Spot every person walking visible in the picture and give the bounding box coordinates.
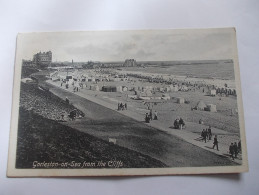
[149,109,153,121]
[234,142,238,158]
[179,118,185,130]
[229,143,235,160]
[145,113,150,123]
[154,111,158,120]
[125,103,127,110]
[174,118,179,129]
[65,97,69,104]
[203,129,207,143]
[238,140,242,153]
[201,129,206,143]
[213,135,219,151]
[208,126,212,140]
[205,129,209,141]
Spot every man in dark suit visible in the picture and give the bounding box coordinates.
[229,143,235,160]
[208,126,212,140]
[213,135,219,151]
[233,142,238,158]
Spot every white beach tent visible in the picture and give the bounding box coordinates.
[196,100,207,110]
[122,86,128,91]
[207,104,217,112]
[90,85,99,91]
[144,89,153,97]
[162,94,170,100]
[116,86,122,92]
[209,89,216,96]
[176,97,185,104]
[170,85,179,92]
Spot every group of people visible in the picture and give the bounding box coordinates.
[145,110,158,123]
[61,80,86,91]
[73,86,80,92]
[199,127,219,151]
[199,126,243,159]
[229,141,241,160]
[174,117,185,129]
[201,126,212,143]
[118,102,127,111]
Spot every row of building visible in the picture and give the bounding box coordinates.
[22,50,140,69]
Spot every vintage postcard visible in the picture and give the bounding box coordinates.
[7,28,248,177]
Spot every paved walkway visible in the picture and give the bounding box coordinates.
[46,80,242,164]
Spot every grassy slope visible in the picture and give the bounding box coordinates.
[16,108,166,168]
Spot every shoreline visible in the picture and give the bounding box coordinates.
[115,69,236,89]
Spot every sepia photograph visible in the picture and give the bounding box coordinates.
[7,28,248,177]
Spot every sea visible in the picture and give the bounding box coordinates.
[119,60,237,88]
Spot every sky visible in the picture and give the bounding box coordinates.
[17,28,237,62]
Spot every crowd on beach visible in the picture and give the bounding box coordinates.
[126,73,236,96]
[60,79,87,92]
[53,72,241,162]
[20,83,84,122]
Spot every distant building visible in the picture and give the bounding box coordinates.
[123,59,137,67]
[102,86,117,92]
[33,51,52,67]
[82,61,102,69]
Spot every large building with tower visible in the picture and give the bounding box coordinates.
[33,51,52,67]
[123,59,137,67]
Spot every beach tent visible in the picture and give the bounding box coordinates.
[162,94,170,100]
[144,89,153,97]
[164,86,171,92]
[116,86,122,92]
[142,86,152,92]
[209,89,216,96]
[170,85,179,92]
[122,86,128,91]
[207,104,217,112]
[159,87,164,92]
[196,100,207,110]
[90,85,99,91]
[102,86,116,92]
[176,97,185,104]
[66,75,73,80]
[180,85,188,91]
